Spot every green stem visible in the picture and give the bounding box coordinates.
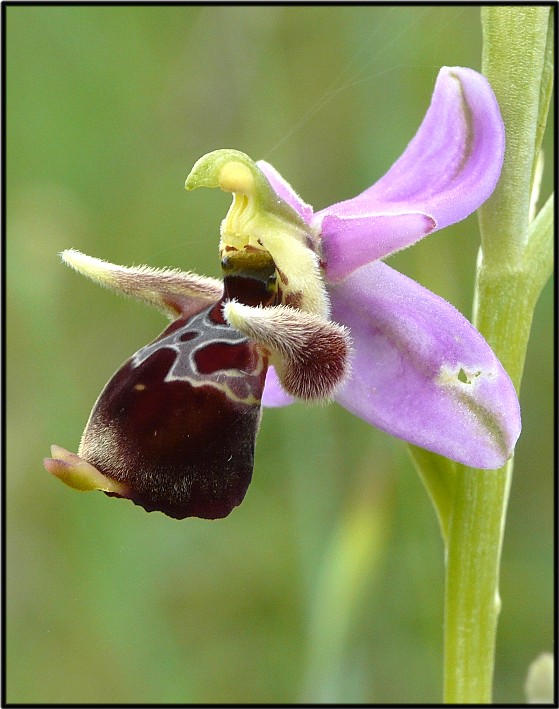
[442,7,553,703]
[443,276,525,703]
[443,194,553,702]
[443,461,512,703]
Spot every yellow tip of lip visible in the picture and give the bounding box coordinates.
[44,445,127,495]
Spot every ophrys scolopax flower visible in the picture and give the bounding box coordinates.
[44,66,520,519]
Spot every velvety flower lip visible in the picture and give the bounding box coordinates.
[258,66,520,468]
[44,159,351,519]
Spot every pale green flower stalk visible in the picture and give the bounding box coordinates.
[411,6,553,703]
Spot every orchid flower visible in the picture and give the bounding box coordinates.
[44,66,520,520]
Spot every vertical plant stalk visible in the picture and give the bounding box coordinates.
[441,7,553,704]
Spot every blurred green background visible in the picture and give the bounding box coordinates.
[7,5,553,704]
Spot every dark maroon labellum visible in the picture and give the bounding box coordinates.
[79,274,277,519]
